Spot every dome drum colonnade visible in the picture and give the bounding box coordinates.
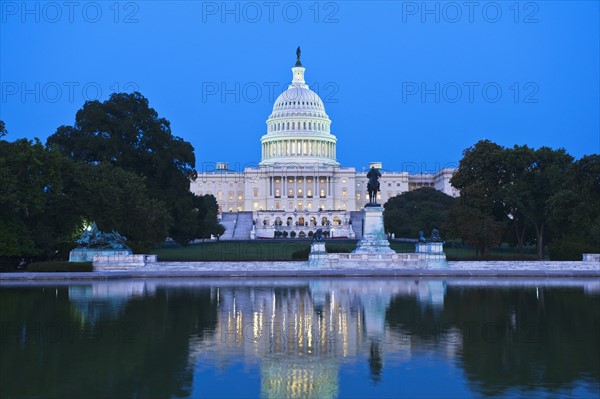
[259,57,339,167]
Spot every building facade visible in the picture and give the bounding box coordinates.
[190,52,458,239]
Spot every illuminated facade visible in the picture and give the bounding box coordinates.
[191,52,458,239]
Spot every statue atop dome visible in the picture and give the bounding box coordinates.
[295,46,302,67]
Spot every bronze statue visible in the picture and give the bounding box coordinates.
[366,166,381,205]
[75,222,130,250]
[313,228,324,241]
[295,46,302,67]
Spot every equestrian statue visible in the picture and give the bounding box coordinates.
[366,166,381,206]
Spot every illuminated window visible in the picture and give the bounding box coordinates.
[320,188,325,198]
[297,188,303,197]
[238,192,243,200]
[217,191,223,200]
[275,189,280,198]
[356,193,361,200]
[307,188,313,198]
[228,192,234,201]
[342,179,347,184]
[253,188,259,198]
[288,189,294,198]
[342,189,347,197]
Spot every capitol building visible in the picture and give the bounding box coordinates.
[191,50,458,239]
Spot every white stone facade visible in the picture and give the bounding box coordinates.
[190,53,459,237]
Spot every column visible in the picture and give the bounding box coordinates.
[303,176,307,200]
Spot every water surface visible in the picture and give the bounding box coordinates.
[1,278,599,398]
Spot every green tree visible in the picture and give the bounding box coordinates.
[0,133,173,266]
[547,154,600,259]
[383,187,456,239]
[451,140,574,259]
[0,138,80,264]
[514,146,573,259]
[46,92,212,244]
[500,145,536,254]
[69,162,173,252]
[450,140,507,256]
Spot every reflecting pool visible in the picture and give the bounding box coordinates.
[1,278,599,398]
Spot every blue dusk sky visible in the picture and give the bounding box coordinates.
[1,1,599,173]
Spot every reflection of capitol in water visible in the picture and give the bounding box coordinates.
[193,279,449,399]
[60,278,600,398]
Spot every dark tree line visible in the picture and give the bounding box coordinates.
[0,93,224,268]
[383,140,598,260]
[449,140,599,259]
[383,187,456,239]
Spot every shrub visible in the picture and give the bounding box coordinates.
[282,231,288,238]
[291,247,311,260]
[290,231,296,238]
[549,239,599,261]
[27,262,93,272]
[326,245,352,253]
[308,231,314,238]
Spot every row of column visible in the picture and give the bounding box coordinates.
[269,175,332,198]
[262,140,336,159]
[268,121,328,133]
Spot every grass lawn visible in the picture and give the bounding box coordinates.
[151,240,539,261]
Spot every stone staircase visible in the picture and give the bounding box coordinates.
[219,213,237,240]
[350,211,363,239]
[233,212,254,240]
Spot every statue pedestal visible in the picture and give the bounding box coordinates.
[415,242,447,268]
[69,248,132,263]
[308,241,328,266]
[353,206,395,254]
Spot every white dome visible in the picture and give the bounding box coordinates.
[270,86,328,120]
[259,50,338,167]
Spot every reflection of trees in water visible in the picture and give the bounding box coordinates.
[368,340,383,384]
[1,281,598,398]
[386,286,600,396]
[0,285,218,399]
